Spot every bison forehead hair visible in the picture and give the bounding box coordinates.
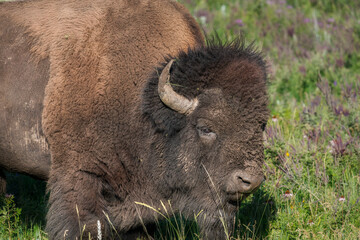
[143,36,268,135]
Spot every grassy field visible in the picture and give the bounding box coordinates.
[1,0,360,239]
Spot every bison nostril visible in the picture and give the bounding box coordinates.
[237,176,251,185]
[226,170,264,195]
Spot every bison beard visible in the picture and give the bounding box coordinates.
[0,0,268,239]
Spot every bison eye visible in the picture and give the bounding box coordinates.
[196,126,216,140]
[198,126,212,134]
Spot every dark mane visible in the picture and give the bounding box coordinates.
[204,34,266,71]
[142,35,268,135]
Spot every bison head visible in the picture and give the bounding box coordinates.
[142,38,268,237]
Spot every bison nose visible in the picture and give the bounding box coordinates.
[226,170,264,195]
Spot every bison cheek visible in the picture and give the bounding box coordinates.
[163,145,201,193]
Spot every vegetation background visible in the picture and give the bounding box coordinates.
[1,0,359,239]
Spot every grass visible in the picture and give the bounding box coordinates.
[0,175,47,239]
[1,0,360,239]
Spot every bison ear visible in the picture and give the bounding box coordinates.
[158,59,198,115]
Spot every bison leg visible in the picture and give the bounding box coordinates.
[46,169,111,240]
[0,169,6,195]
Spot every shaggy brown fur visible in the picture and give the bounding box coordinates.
[0,0,269,239]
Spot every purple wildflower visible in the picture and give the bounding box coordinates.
[342,83,357,101]
[234,19,244,27]
[299,65,306,75]
[195,9,211,24]
[303,18,311,23]
[195,9,210,19]
[328,134,352,156]
[333,104,350,117]
[311,96,321,109]
[264,124,283,146]
[5,193,14,198]
[327,18,335,23]
[305,128,322,144]
[335,58,344,68]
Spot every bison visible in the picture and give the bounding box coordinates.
[0,0,269,239]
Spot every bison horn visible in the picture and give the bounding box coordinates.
[158,59,198,115]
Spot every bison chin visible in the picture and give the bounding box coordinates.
[173,192,242,239]
[226,192,251,207]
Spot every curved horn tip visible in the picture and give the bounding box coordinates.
[157,59,198,115]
